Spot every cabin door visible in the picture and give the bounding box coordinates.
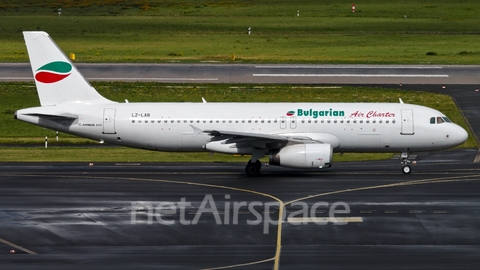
[103,108,116,134]
[401,109,414,135]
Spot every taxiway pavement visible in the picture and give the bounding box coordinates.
[1,150,479,269]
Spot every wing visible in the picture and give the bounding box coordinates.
[194,125,322,150]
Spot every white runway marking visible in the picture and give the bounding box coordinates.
[256,65,444,69]
[287,217,363,224]
[253,74,448,78]
[90,77,219,81]
[0,77,33,80]
[0,77,220,81]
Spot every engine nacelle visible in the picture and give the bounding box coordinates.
[269,144,332,169]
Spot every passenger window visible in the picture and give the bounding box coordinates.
[132,120,135,123]
[392,120,396,124]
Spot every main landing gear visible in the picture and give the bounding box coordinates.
[245,149,264,177]
[401,152,411,174]
[245,159,262,176]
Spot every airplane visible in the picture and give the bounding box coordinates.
[15,31,468,176]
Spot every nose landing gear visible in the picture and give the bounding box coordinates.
[401,152,412,174]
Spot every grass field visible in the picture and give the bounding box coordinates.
[0,147,394,163]
[1,0,480,63]
[1,1,477,162]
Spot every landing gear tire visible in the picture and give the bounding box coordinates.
[402,165,411,174]
[245,160,262,177]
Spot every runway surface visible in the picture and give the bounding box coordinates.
[1,150,480,269]
[2,63,480,84]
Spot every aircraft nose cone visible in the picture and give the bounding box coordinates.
[457,126,468,145]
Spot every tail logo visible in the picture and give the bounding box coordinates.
[35,61,72,83]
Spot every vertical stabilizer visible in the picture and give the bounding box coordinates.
[23,31,113,106]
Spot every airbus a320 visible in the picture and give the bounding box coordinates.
[15,32,468,175]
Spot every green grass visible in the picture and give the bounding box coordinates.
[1,0,478,162]
[1,0,480,63]
[0,147,394,163]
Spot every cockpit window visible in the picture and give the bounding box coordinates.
[431,116,452,124]
[442,117,452,123]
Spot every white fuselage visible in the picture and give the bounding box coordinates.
[16,102,468,154]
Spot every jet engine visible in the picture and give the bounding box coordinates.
[269,143,332,169]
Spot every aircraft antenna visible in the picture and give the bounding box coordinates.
[399,98,404,104]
